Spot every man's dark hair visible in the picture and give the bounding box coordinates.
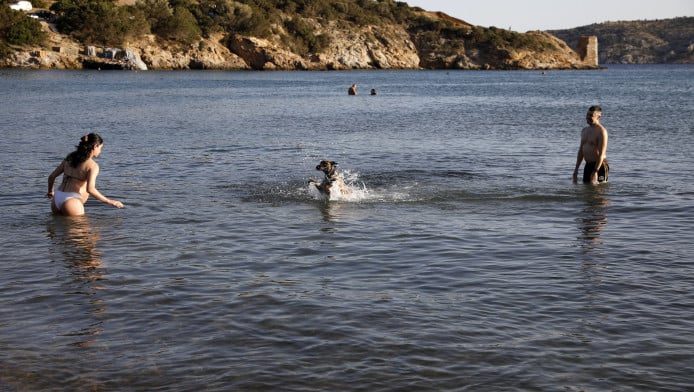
[588,105,602,112]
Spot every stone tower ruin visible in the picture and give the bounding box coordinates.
[577,36,599,66]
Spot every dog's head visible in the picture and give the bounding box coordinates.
[316,160,338,177]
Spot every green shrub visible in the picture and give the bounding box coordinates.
[0,6,47,46]
[139,0,173,36]
[165,6,201,44]
[51,0,151,46]
[284,17,329,54]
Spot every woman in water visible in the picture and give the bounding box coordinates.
[47,133,124,215]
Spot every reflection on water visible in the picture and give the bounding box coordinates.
[575,185,610,293]
[576,185,609,252]
[317,200,345,226]
[572,185,611,346]
[47,215,102,269]
[46,216,105,347]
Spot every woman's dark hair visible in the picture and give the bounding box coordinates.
[66,133,103,167]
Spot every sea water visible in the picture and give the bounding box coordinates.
[0,65,692,391]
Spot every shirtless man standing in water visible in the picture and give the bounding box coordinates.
[573,105,609,184]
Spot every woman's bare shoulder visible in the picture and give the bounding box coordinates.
[85,159,100,173]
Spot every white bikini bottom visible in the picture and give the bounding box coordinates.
[54,190,82,210]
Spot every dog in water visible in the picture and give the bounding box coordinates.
[309,160,351,197]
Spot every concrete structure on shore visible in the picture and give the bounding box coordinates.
[577,36,599,66]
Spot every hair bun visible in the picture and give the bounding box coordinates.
[82,135,88,142]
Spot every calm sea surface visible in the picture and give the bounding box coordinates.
[1,65,692,391]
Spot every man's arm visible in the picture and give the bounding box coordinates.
[588,126,608,184]
[594,126,608,172]
[572,136,584,183]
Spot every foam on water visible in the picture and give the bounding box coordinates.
[307,169,371,202]
[306,169,440,203]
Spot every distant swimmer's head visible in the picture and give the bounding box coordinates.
[586,105,602,125]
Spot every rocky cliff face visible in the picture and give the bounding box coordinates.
[1,10,597,70]
[412,30,592,70]
[549,17,693,64]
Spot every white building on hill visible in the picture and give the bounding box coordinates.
[9,1,33,11]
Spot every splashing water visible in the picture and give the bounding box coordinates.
[307,169,371,202]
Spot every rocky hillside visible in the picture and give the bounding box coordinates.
[1,0,597,70]
[549,17,693,64]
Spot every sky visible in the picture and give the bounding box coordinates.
[403,0,694,32]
